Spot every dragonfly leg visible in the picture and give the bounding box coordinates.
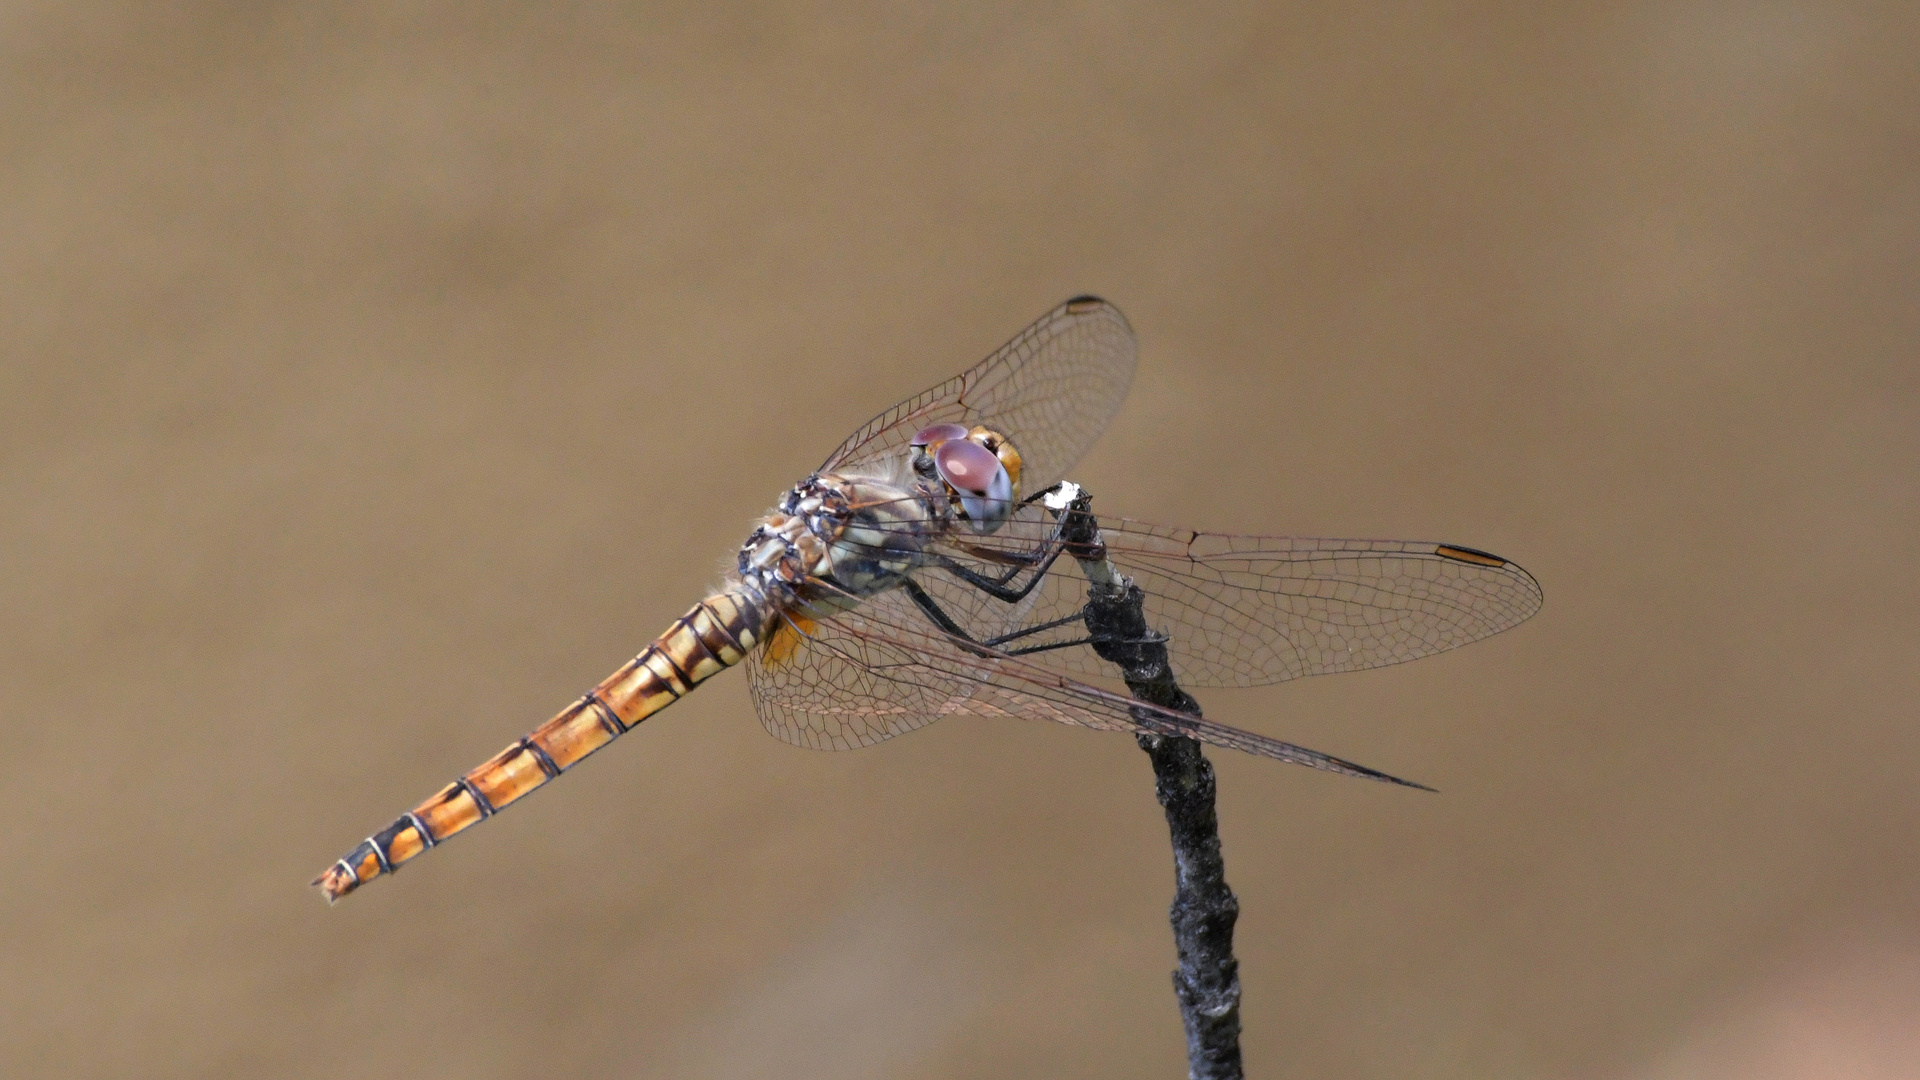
[901,578,1166,658]
[936,494,1080,596]
[989,609,1168,654]
[983,610,1087,646]
[901,578,978,640]
[899,579,1024,659]
[999,636,1100,657]
[932,529,1071,602]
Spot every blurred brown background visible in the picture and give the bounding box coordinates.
[4,3,1918,1078]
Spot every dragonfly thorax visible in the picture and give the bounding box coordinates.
[738,482,843,590]
[737,473,939,605]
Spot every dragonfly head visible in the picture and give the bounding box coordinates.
[911,423,1022,534]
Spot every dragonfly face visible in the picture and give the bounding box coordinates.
[911,423,1023,534]
[316,296,1541,902]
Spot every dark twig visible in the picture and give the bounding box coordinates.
[1049,486,1243,1080]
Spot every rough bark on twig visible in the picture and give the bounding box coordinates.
[1051,486,1244,1080]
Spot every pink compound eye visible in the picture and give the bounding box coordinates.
[911,423,971,447]
[932,438,1001,494]
[933,438,1014,533]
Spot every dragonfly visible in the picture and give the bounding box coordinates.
[316,297,1542,901]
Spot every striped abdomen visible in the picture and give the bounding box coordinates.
[315,584,774,902]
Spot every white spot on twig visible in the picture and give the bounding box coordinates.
[1041,481,1081,512]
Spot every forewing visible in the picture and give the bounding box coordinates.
[744,585,1423,786]
[820,297,1137,492]
[897,515,1542,689]
[1097,521,1544,686]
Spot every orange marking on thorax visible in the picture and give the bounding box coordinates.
[763,613,817,667]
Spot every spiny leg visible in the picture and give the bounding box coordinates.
[900,578,1162,658]
[985,610,1089,647]
[927,485,1082,598]
[941,486,1124,603]
[902,579,1087,656]
[909,493,1153,651]
[932,523,1073,602]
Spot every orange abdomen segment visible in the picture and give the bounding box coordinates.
[315,585,771,902]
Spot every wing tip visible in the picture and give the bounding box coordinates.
[1340,758,1436,792]
[1434,543,1508,568]
[1435,542,1545,610]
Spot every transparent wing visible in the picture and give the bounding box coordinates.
[743,583,1421,786]
[834,504,1543,689]
[1085,518,1543,686]
[820,297,1137,493]
[745,588,998,751]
